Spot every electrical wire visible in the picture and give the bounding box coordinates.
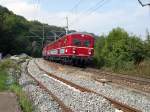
[138,0,150,7]
[69,0,109,28]
[70,0,82,13]
[87,0,109,15]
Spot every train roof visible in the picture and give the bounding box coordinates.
[43,32,94,48]
[66,32,93,37]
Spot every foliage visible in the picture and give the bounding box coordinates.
[94,28,147,70]
[144,30,150,57]
[10,83,33,112]
[0,70,8,91]
[0,5,66,57]
[118,59,150,78]
[0,58,33,112]
[0,59,18,70]
[94,35,105,68]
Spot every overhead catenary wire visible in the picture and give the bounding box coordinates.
[31,0,67,47]
[70,0,82,13]
[69,0,109,27]
[137,0,150,24]
[30,0,109,43]
[87,0,110,15]
[85,0,106,15]
[138,0,150,7]
[64,0,83,33]
[41,0,83,28]
[69,0,109,28]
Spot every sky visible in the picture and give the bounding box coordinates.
[0,0,150,39]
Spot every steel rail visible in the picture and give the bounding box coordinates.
[34,60,92,92]
[85,68,150,84]
[26,61,73,112]
[35,60,141,112]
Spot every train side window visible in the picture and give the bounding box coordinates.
[84,40,90,47]
[73,39,81,46]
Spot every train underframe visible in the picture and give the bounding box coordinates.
[43,55,93,67]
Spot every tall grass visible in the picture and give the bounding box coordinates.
[10,84,33,112]
[0,59,33,112]
[0,70,8,91]
[120,59,150,78]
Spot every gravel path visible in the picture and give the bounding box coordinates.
[37,59,150,112]
[28,60,115,112]
[19,62,62,112]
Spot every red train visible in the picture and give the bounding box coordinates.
[42,33,94,66]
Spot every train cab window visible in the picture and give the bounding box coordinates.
[84,40,90,47]
[73,39,81,46]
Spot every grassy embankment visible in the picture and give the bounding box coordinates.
[119,60,150,78]
[0,59,33,112]
[102,59,150,78]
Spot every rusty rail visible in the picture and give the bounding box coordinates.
[35,59,141,112]
[27,61,73,112]
[86,68,150,84]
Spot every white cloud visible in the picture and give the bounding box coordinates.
[0,0,40,19]
[67,7,150,38]
[0,0,150,38]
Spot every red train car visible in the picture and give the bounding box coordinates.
[42,32,94,66]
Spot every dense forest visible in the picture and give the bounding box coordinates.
[0,5,67,57]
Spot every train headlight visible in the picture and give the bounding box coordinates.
[88,51,91,55]
[88,49,92,55]
[65,49,68,53]
[81,34,84,37]
[73,50,76,54]
[73,48,76,54]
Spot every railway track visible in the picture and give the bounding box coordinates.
[85,68,150,84]
[34,59,142,112]
[26,61,73,112]
[85,68,150,93]
[43,59,150,93]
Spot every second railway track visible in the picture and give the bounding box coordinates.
[27,60,116,112]
[43,59,150,94]
[33,59,146,112]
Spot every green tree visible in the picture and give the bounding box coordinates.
[94,28,146,70]
[0,5,67,57]
[94,35,106,68]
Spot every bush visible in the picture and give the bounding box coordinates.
[94,27,147,70]
[0,59,18,70]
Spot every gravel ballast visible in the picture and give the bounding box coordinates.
[19,62,62,112]
[37,59,150,112]
[28,60,116,112]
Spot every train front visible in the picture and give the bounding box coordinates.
[67,33,94,65]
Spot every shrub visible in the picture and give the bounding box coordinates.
[94,28,146,70]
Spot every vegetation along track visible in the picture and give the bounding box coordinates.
[34,59,141,112]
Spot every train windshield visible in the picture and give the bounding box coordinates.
[73,39,81,46]
[83,40,90,47]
